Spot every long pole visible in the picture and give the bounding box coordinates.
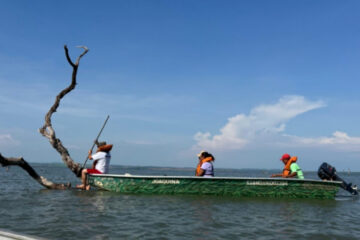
[82,115,110,168]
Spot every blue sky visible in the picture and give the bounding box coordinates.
[1,1,360,171]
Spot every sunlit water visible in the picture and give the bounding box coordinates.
[0,164,359,239]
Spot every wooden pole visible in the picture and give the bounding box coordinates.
[82,115,110,168]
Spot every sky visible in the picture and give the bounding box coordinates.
[1,1,360,171]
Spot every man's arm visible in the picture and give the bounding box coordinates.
[287,163,300,178]
[92,160,98,169]
[285,172,297,178]
[196,168,205,176]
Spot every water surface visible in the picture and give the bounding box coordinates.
[0,164,359,239]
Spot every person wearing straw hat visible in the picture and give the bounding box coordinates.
[195,150,215,177]
[76,141,113,190]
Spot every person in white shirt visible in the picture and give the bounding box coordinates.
[76,141,113,190]
[195,151,215,177]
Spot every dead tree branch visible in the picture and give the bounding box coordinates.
[0,153,70,189]
[39,45,89,177]
[0,45,89,189]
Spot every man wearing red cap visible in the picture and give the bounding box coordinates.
[271,153,304,179]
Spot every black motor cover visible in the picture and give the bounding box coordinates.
[318,162,337,180]
[318,162,358,195]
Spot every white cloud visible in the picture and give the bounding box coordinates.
[194,131,249,150]
[193,95,326,151]
[288,131,360,152]
[0,134,19,147]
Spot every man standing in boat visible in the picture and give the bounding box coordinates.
[271,153,304,179]
[76,141,113,190]
[195,151,215,177]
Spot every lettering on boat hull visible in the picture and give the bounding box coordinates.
[246,180,288,186]
[152,179,180,184]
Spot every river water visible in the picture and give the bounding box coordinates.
[0,164,359,239]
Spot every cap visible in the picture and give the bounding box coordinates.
[197,150,205,157]
[280,153,291,161]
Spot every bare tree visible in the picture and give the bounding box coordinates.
[0,153,69,189]
[0,45,89,189]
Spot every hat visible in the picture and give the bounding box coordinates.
[280,153,291,161]
[197,150,206,157]
[96,141,107,147]
[97,144,113,153]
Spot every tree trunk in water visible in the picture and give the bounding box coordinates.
[0,45,89,189]
[0,153,70,189]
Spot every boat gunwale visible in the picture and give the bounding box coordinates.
[88,174,342,185]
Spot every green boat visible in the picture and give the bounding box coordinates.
[88,174,344,199]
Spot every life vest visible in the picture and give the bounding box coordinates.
[97,144,113,153]
[282,156,297,177]
[196,157,214,176]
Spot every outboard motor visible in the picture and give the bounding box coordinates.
[318,162,358,195]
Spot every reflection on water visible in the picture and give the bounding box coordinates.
[0,164,359,239]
